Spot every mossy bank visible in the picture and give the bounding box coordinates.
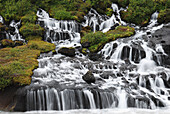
[81,26,135,53]
[0,39,55,90]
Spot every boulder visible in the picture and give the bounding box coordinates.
[88,53,103,61]
[58,47,76,57]
[82,71,95,84]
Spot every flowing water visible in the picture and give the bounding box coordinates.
[1,3,170,113]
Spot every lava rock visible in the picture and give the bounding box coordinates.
[58,47,76,57]
[82,71,96,84]
[88,53,103,61]
[82,42,91,48]
[100,71,116,79]
[14,40,24,46]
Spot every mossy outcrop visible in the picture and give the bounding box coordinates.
[158,9,170,24]
[0,39,55,90]
[19,23,44,38]
[81,26,135,53]
[121,0,168,26]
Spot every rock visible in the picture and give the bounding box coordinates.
[14,40,24,46]
[82,71,96,84]
[88,53,103,61]
[100,71,116,79]
[82,42,91,48]
[58,47,76,57]
[0,39,15,48]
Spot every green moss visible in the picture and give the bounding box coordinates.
[19,23,44,38]
[21,12,37,24]
[82,48,88,54]
[0,40,55,90]
[81,26,135,52]
[28,40,56,53]
[121,0,167,25]
[158,9,170,23]
[118,0,129,8]
[0,39,15,48]
[50,7,76,20]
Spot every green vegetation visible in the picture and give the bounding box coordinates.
[0,39,15,48]
[0,39,55,90]
[81,26,135,52]
[0,0,169,27]
[19,23,44,38]
[158,9,170,23]
[121,0,168,25]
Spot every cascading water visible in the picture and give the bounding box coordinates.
[83,3,126,33]
[17,3,170,112]
[37,9,81,48]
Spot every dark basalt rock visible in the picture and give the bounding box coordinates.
[14,40,24,46]
[100,71,116,79]
[88,53,103,61]
[82,71,96,84]
[58,47,76,57]
[81,41,91,48]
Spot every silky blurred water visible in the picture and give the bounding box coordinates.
[1,108,170,114]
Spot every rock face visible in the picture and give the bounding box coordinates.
[58,47,76,57]
[150,23,170,66]
[88,53,103,61]
[82,71,96,84]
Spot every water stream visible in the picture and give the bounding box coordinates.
[1,3,170,113]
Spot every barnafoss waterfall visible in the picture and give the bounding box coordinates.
[1,3,170,113]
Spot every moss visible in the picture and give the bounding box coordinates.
[158,9,170,23]
[118,0,129,8]
[0,39,15,48]
[21,12,37,24]
[82,48,88,55]
[0,23,8,31]
[121,0,167,26]
[19,23,44,38]
[81,26,135,52]
[50,7,76,20]
[106,8,113,17]
[0,40,55,90]
[27,40,56,53]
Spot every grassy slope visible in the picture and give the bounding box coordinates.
[0,40,55,90]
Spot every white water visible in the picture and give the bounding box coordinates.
[0,15,3,24]
[0,2,167,112]
[83,3,126,33]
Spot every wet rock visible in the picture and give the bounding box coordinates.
[58,47,76,57]
[81,42,91,48]
[0,39,15,48]
[82,71,96,84]
[88,53,103,61]
[14,40,24,46]
[110,23,119,30]
[100,71,116,79]
[121,46,130,60]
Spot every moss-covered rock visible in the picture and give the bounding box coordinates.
[0,23,8,31]
[58,47,76,57]
[158,9,170,24]
[121,0,167,26]
[81,26,135,53]
[0,39,15,48]
[21,12,37,24]
[0,40,55,90]
[19,23,44,38]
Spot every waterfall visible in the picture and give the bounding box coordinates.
[9,20,23,41]
[83,3,126,33]
[0,15,3,24]
[11,3,170,112]
[36,9,81,46]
